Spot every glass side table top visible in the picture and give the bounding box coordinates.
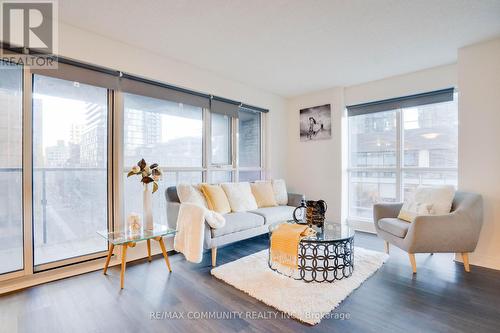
[270,221,355,243]
[97,223,176,245]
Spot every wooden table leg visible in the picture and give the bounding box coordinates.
[147,239,152,262]
[120,244,128,289]
[155,236,172,272]
[103,243,114,275]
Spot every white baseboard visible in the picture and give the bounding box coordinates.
[454,252,500,270]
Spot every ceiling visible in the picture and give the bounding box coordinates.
[58,0,500,97]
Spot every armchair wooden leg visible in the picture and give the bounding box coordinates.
[408,253,417,274]
[461,252,470,272]
[212,247,217,267]
[384,241,390,254]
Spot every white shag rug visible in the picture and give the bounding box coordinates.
[211,247,388,325]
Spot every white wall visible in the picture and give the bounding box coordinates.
[457,37,500,270]
[344,64,457,105]
[286,88,345,222]
[57,22,288,179]
[285,64,457,230]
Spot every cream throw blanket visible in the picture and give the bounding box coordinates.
[174,203,225,263]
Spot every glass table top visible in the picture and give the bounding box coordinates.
[97,223,176,245]
[270,221,355,243]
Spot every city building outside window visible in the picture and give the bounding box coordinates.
[347,93,458,220]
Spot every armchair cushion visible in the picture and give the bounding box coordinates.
[378,218,411,238]
[398,185,455,222]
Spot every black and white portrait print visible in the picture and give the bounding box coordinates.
[299,104,331,141]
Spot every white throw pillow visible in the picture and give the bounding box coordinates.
[176,184,208,208]
[221,182,258,212]
[272,179,288,205]
[398,185,455,222]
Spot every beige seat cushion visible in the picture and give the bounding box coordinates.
[249,206,295,225]
[211,212,265,237]
[378,218,411,238]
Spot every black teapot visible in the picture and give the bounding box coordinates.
[293,199,328,228]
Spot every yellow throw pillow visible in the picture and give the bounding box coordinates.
[200,184,231,214]
[251,182,278,208]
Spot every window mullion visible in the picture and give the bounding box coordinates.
[396,109,403,202]
[22,65,34,277]
[202,108,210,182]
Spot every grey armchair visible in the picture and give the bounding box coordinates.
[373,191,483,274]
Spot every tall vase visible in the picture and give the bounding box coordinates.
[143,183,154,230]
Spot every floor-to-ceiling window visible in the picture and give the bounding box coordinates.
[238,109,262,181]
[347,89,458,220]
[209,112,233,183]
[123,93,204,225]
[0,62,24,275]
[32,74,109,267]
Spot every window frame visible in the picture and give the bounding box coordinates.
[30,71,113,272]
[347,98,458,222]
[237,109,264,182]
[206,110,235,182]
[0,61,25,281]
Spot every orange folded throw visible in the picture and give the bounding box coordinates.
[270,223,316,269]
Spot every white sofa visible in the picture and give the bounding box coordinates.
[165,186,304,266]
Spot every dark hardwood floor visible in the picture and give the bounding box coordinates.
[1,232,500,333]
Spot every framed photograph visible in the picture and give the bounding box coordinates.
[299,104,331,141]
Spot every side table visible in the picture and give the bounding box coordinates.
[97,224,176,289]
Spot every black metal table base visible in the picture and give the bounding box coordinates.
[269,237,354,283]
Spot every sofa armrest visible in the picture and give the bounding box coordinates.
[287,193,304,207]
[166,201,180,230]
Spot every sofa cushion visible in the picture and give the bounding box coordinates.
[249,206,295,225]
[200,184,231,214]
[272,179,288,205]
[378,218,411,238]
[221,182,258,212]
[177,184,207,208]
[211,212,265,237]
[251,182,278,208]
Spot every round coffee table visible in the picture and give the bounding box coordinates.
[268,222,355,283]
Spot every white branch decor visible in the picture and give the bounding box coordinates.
[127,159,162,230]
[127,158,162,193]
